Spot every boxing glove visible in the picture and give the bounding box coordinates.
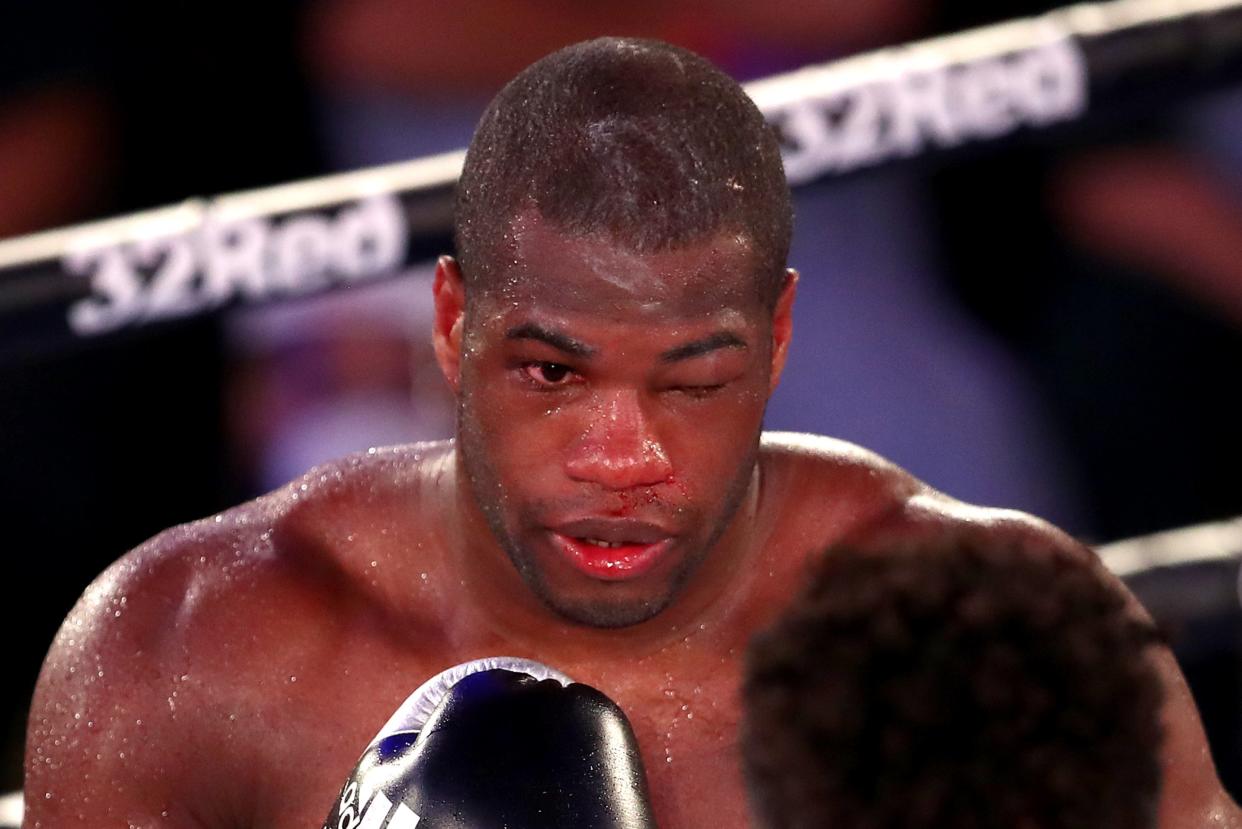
[323,657,657,828]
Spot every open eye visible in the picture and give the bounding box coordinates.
[521,362,580,388]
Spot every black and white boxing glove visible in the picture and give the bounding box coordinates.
[323,657,658,829]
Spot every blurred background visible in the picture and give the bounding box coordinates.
[4,0,1242,799]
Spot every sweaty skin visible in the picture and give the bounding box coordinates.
[25,223,1242,829]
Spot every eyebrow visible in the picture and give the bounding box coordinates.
[659,331,748,363]
[505,323,597,358]
[504,323,747,363]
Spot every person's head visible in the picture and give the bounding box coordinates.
[433,37,795,628]
[742,533,1166,829]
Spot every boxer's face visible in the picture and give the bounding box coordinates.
[437,212,794,627]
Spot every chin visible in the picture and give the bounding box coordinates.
[538,555,709,629]
[542,589,675,629]
[512,537,700,629]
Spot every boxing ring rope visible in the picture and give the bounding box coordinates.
[1101,516,1242,631]
[2,0,1242,363]
[1101,515,1242,579]
[0,793,16,828]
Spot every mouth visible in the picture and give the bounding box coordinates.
[548,518,676,582]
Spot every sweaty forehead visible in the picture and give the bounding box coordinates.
[474,211,762,318]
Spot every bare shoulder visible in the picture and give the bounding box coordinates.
[25,498,278,825]
[24,441,455,827]
[756,431,1089,569]
[860,494,1242,828]
[862,478,1093,568]
[896,487,1086,553]
[758,432,925,536]
[761,433,1241,825]
[759,431,923,500]
[36,438,455,676]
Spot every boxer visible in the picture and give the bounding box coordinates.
[743,530,1170,828]
[25,37,1239,828]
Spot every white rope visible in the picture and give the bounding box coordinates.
[0,791,22,829]
[1099,516,1242,578]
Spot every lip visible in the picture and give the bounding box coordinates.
[548,518,676,582]
[555,517,675,545]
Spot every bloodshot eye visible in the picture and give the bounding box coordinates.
[521,362,578,388]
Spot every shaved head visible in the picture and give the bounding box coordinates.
[454,37,792,308]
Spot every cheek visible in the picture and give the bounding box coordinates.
[463,364,569,467]
[660,394,766,482]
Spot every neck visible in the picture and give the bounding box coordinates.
[443,444,765,659]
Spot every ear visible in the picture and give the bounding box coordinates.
[768,269,798,394]
[433,255,466,394]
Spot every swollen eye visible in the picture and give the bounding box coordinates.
[523,362,575,386]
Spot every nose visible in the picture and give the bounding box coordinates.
[565,390,673,490]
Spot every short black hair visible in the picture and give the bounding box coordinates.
[455,37,792,308]
[742,533,1166,829]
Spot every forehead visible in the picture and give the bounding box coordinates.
[475,211,762,319]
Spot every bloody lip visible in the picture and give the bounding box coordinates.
[550,533,674,582]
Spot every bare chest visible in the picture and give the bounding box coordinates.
[606,667,753,828]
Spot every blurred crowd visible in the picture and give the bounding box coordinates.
[4,0,1242,796]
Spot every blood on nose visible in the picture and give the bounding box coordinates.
[564,391,672,489]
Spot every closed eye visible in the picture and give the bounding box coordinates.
[668,383,727,399]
